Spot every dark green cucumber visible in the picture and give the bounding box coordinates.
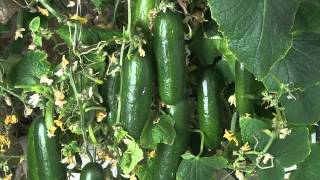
[190,21,222,66]
[27,118,66,180]
[120,53,153,139]
[133,0,156,33]
[153,98,190,180]
[197,67,223,149]
[235,61,255,116]
[153,10,187,105]
[99,69,120,126]
[80,162,105,180]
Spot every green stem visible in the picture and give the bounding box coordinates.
[16,10,24,29]
[38,0,64,22]
[85,106,106,113]
[191,129,205,157]
[230,112,238,133]
[112,0,121,26]
[127,0,132,37]
[115,41,126,124]
[68,72,93,162]
[45,100,54,129]
[0,85,25,104]
[88,124,97,145]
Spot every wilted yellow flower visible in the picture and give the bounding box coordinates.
[47,126,57,138]
[37,6,49,16]
[54,116,64,131]
[3,174,12,180]
[40,75,53,85]
[15,28,25,40]
[96,112,107,122]
[61,55,70,69]
[4,115,18,125]
[138,46,145,57]
[228,94,236,107]
[279,128,291,139]
[24,106,33,117]
[223,130,239,146]
[0,134,10,152]
[53,89,66,108]
[148,150,156,158]
[240,142,251,152]
[69,15,88,24]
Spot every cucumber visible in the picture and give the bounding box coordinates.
[153,98,190,180]
[99,69,120,126]
[197,67,223,149]
[120,53,153,139]
[80,162,105,180]
[153,10,187,105]
[133,0,156,33]
[235,61,255,116]
[27,118,66,180]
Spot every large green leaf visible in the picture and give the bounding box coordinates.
[140,114,176,149]
[120,139,144,174]
[176,152,228,180]
[256,160,284,180]
[293,1,320,35]
[9,50,51,86]
[269,127,310,167]
[240,117,271,151]
[290,143,320,180]
[263,33,320,124]
[208,0,300,79]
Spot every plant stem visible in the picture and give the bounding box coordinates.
[0,85,25,104]
[44,100,54,129]
[191,129,204,157]
[38,0,64,22]
[68,72,93,162]
[231,112,238,133]
[112,0,121,26]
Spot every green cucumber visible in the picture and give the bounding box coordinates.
[80,162,105,180]
[27,118,66,180]
[197,67,223,149]
[153,98,190,180]
[153,10,187,105]
[99,69,120,126]
[235,61,255,116]
[133,0,156,33]
[120,53,153,139]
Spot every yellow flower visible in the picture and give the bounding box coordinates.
[148,150,156,158]
[54,116,64,131]
[15,28,25,40]
[138,46,145,57]
[54,89,66,108]
[0,134,11,152]
[61,55,70,69]
[4,115,18,125]
[69,15,88,24]
[223,130,239,146]
[96,112,107,122]
[47,126,57,138]
[3,174,12,180]
[37,6,49,16]
[228,94,236,107]
[240,142,251,152]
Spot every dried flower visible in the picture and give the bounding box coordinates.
[40,75,53,85]
[223,129,239,146]
[240,142,251,152]
[28,94,41,108]
[0,134,10,152]
[4,115,18,125]
[279,128,291,139]
[15,28,25,40]
[37,6,49,16]
[47,126,57,138]
[228,94,236,107]
[54,89,66,108]
[96,111,107,122]
[235,170,244,180]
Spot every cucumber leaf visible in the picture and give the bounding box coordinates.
[208,0,300,79]
[120,139,144,175]
[140,114,176,149]
[176,152,228,180]
[263,33,320,124]
[240,117,271,151]
[269,127,310,167]
[290,143,320,180]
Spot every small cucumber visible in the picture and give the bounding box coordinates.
[153,98,190,180]
[80,162,105,180]
[27,118,66,180]
[120,53,153,139]
[197,66,223,149]
[153,10,187,105]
